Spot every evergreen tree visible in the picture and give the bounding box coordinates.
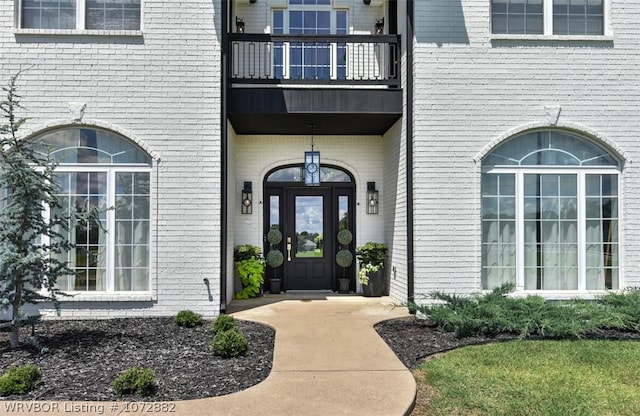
[0,71,74,349]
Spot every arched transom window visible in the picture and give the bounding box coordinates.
[482,130,620,291]
[35,127,152,293]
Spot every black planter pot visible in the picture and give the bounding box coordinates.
[269,278,281,295]
[338,278,350,294]
[361,269,384,297]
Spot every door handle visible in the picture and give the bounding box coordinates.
[286,236,292,261]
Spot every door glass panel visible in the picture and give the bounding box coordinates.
[338,196,349,230]
[295,196,324,258]
[270,195,280,228]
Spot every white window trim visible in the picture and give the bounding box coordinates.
[41,164,153,297]
[13,0,144,36]
[485,165,622,293]
[490,0,612,41]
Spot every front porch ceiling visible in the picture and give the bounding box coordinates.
[227,88,403,136]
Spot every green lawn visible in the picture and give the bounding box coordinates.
[413,340,640,416]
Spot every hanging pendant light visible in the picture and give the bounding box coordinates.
[305,124,320,186]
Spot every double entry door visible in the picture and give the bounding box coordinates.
[265,185,354,292]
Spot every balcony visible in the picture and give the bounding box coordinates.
[226,34,403,135]
[229,33,400,86]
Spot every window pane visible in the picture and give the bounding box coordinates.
[270,195,280,227]
[491,0,543,34]
[86,0,141,30]
[485,130,618,167]
[53,172,108,291]
[23,0,76,29]
[553,0,603,35]
[482,173,517,289]
[115,172,150,291]
[34,127,151,165]
[338,196,349,231]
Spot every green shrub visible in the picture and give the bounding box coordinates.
[267,228,283,245]
[233,244,262,262]
[597,289,640,330]
[266,249,284,268]
[110,366,157,397]
[413,283,635,339]
[211,314,237,334]
[175,310,203,328]
[335,249,353,268]
[210,329,249,358]
[337,229,353,245]
[0,365,41,396]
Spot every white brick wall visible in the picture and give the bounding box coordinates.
[1,0,223,318]
[231,133,389,293]
[412,0,640,299]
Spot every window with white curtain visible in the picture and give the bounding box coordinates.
[491,0,605,35]
[34,127,151,292]
[482,130,619,291]
[19,0,141,30]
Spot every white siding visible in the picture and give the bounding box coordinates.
[412,0,640,298]
[1,0,223,317]
[231,133,387,294]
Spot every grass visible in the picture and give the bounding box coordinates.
[413,340,640,416]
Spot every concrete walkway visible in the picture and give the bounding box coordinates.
[1,295,416,416]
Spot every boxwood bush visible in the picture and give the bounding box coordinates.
[0,365,41,396]
[210,313,237,334]
[175,310,203,328]
[111,366,157,397]
[210,329,249,358]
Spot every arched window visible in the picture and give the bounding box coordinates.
[35,127,152,293]
[482,130,620,291]
[266,165,353,183]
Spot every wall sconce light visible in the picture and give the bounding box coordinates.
[363,0,371,4]
[250,0,257,3]
[375,18,384,34]
[236,17,245,33]
[242,181,252,214]
[367,182,379,214]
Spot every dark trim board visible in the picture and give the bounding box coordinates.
[228,88,403,135]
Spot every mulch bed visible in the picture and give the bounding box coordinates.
[375,318,640,369]
[2,315,638,402]
[0,318,274,401]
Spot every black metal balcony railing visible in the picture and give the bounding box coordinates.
[228,34,400,87]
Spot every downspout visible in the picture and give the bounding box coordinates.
[406,0,415,311]
[220,0,229,313]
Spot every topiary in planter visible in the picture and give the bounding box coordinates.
[336,249,354,268]
[337,229,353,246]
[266,249,284,268]
[267,228,283,245]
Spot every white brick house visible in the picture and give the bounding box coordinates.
[1,0,638,318]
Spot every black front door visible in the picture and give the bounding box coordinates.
[283,188,333,290]
[264,165,355,292]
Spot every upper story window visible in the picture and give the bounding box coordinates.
[272,0,348,80]
[19,0,141,30]
[491,0,605,36]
